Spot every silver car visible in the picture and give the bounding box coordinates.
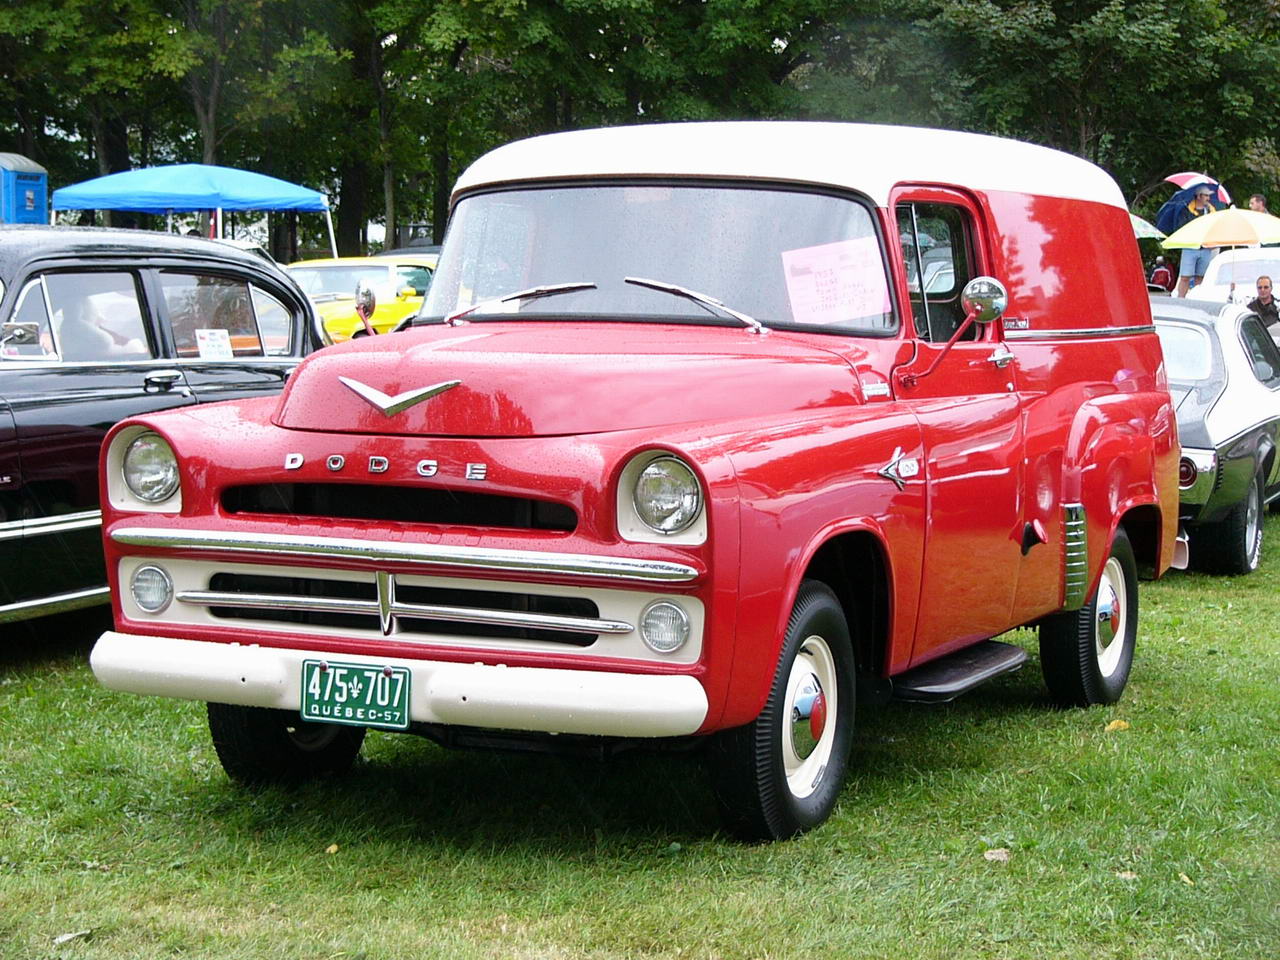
[1154,299,1280,574]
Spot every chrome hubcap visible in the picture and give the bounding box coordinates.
[782,635,838,799]
[1095,556,1127,678]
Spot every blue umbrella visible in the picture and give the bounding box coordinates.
[1155,183,1228,236]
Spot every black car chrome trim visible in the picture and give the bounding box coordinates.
[111,527,700,583]
[1004,324,1156,341]
[1062,503,1088,611]
[0,509,102,542]
[0,585,111,624]
[176,587,634,636]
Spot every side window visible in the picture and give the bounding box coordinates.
[396,265,432,296]
[250,286,293,356]
[160,273,264,359]
[896,202,978,343]
[1240,315,1280,387]
[3,279,56,359]
[44,272,153,362]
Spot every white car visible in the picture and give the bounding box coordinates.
[1185,247,1280,305]
[1153,298,1280,573]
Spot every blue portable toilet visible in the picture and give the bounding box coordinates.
[0,153,49,224]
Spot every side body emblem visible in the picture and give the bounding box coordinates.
[877,446,920,491]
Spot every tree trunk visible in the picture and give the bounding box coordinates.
[337,160,366,256]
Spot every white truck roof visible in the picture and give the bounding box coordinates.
[453,121,1128,210]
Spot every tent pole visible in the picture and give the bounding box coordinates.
[216,207,223,239]
[325,209,338,257]
[166,211,173,233]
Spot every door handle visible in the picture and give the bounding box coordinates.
[987,345,1015,369]
[144,369,184,391]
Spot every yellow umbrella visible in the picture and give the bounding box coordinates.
[1161,208,1280,248]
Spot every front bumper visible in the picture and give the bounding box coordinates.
[91,631,709,738]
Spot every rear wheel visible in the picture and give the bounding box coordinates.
[709,581,855,841]
[1039,528,1137,707]
[207,702,365,785]
[1195,471,1264,575]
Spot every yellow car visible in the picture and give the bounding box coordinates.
[287,255,435,341]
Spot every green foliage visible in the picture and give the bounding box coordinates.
[5,0,1280,242]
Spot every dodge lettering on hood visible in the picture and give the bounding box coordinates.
[91,122,1180,841]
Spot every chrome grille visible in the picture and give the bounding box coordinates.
[185,572,627,646]
[222,483,577,532]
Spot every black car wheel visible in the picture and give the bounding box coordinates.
[207,702,365,785]
[1039,528,1137,707]
[1196,471,1264,575]
[708,581,855,841]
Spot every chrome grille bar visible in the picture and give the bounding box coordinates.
[176,589,634,636]
[112,527,698,584]
[1062,503,1088,610]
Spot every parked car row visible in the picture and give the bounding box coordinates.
[4,124,1267,844]
[0,227,320,625]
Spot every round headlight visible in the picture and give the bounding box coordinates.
[633,457,702,534]
[639,600,691,654]
[130,565,174,613]
[123,433,180,503]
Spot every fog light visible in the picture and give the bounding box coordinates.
[639,600,690,654]
[131,565,173,613]
[1178,457,1197,488]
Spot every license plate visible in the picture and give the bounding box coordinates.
[300,660,411,730]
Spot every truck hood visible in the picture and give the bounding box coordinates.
[274,322,861,437]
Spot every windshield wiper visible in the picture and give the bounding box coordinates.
[441,282,598,326]
[624,276,766,334]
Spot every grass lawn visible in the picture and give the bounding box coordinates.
[2,524,1277,960]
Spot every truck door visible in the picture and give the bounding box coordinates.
[891,189,1026,665]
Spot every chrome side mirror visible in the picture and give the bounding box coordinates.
[354,282,377,336]
[0,322,38,347]
[961,276,1008,325]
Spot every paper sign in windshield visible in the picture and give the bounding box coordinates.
[782,237,891,326]
[195,328,234,360]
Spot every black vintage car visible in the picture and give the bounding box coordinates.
[0,226,321,624]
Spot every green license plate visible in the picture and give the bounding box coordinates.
[300,659,411,730]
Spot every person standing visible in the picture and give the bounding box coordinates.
[1150,255,1174,291]
[1249,276,1279,329]
[1174,186,1218,297]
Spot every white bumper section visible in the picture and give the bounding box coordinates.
[91,632,709,738]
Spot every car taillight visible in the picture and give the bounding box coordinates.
[1179,458,1197,488]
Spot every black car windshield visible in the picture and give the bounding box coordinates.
[420,184,896,334]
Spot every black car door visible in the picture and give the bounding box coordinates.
[1,268,197,610]
[0,396,22,613]
[149,268,302,402]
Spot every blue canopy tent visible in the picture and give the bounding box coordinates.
[50,163,336,256]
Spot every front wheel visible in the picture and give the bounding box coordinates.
[207,702,366,785]
[708,581,855,841]
[1039,528,1137,707]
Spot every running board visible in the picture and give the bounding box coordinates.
[891,640,1028,703]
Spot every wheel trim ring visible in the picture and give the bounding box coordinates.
[782,634,838,800]
[1245,481,1262,569]
[1095,555,1128,678]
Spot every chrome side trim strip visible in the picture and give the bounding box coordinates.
[1062,503,1088,610]
[0,585,111,624]
[176,588,635,636]
[111,527,700,584]
[1004,324,1156,341]
[0,510,102,542]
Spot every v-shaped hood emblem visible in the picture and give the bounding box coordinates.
[338,376,461,417]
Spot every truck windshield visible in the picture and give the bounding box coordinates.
[420,184,896,334]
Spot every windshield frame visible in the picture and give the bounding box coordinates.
[424,177,901,338]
